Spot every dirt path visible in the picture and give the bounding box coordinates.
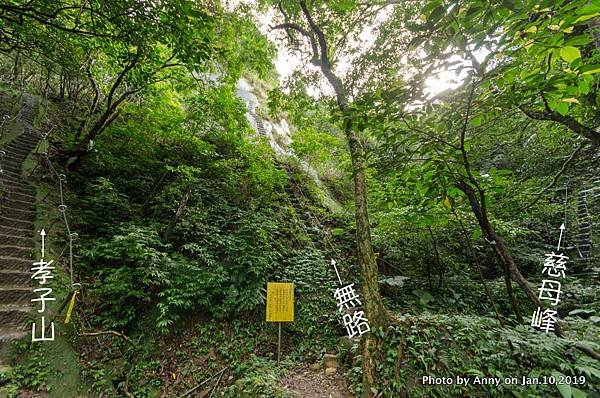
[280,365,355,398]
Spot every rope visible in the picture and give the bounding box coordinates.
[39,128,79,287]
[0,93,81,289]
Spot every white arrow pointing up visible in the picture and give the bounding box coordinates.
[40,229,46,258]
[557,223,565,251]
[331,258,342,285]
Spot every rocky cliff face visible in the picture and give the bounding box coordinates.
[236,78,341,213]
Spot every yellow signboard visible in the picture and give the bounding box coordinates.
[266,282,294,322]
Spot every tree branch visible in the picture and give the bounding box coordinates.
[270,22,319,62]
[519,106,600,147]
[298,0,347,108]
[78,330,136,348]
[517,142,587,212]
[106,48,141,109]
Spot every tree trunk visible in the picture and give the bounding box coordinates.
[163,185,192,242]
[453,211,504,325]
[67,108,120,168]
[346,123,390,328]
[73,112,111,153]
[428,227,444,290]
[500,260,524,323]
[13,51,20,86]
[276,5,391,396]
[455,180,560,333]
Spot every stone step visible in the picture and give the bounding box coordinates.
[0,308,31,331]
[4,147,30,157]
[5,190,36,202]
[13,136,39,146]
[0,288,32,305]
[0,270,30,286]
[0,328,28,342]
[0,216,34,231]
[2,154,28,163]
[2,175,33,187]
[1,173,29,185]
[9,142,37,152]
[1,168,23,178]
[1,207,36,221]
[4,180,35,195]
[0,256,32,272]
[0,234,33,247]
[1,165,23,176]
[0,246,33,260]
[1,182,34,196]
[1,211,36,224]
[8,146,37,155]
[6,141,34,151]
[2,158,28,168]
[0,225,31,236]
[1,183,35,196]
[6,194,36,204]
[2,198,36,212]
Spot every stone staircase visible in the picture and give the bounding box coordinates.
[0,95,39,359]
[573,180,600,273]
[577,189,591,258]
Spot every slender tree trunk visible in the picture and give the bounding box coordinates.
[59,69,65,99]
[428,227,444,290]
[346,122,390,327]
[163,185,192,242]
[455,181,555,330]
[500,260,524,323]
[453,211,504,325]
[43,66,51,98]
[73,111,114,153]
[13,51,20,86]
[273,5,390,396]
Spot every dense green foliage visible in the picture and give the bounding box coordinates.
[0,0,599,397]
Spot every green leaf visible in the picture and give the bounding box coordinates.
[556,383,571,398]
[423,0,442,15]
[577,4,600,15]
[467,368,485,377]
[571,388,586,398]
[470,115,482,127]
[580,65,600,75]
[429,5,446,22]
[412,289,434,305]
[556,101,569,115]
[568,308,595,316]
[559,46,581,63]
[578,79,590,94]
[471,229,482,240]
[574,12,600,23]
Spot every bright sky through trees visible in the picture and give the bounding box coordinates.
[245,1,468,97]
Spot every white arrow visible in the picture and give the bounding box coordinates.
[40,229,46,258]
[331,258,342,285]
[557,223,565,251]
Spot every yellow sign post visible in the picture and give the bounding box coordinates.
[266,282,294,362]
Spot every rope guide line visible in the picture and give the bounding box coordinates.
[13,93,82,324]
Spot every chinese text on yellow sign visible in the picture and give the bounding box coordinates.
[266,282,294,322]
